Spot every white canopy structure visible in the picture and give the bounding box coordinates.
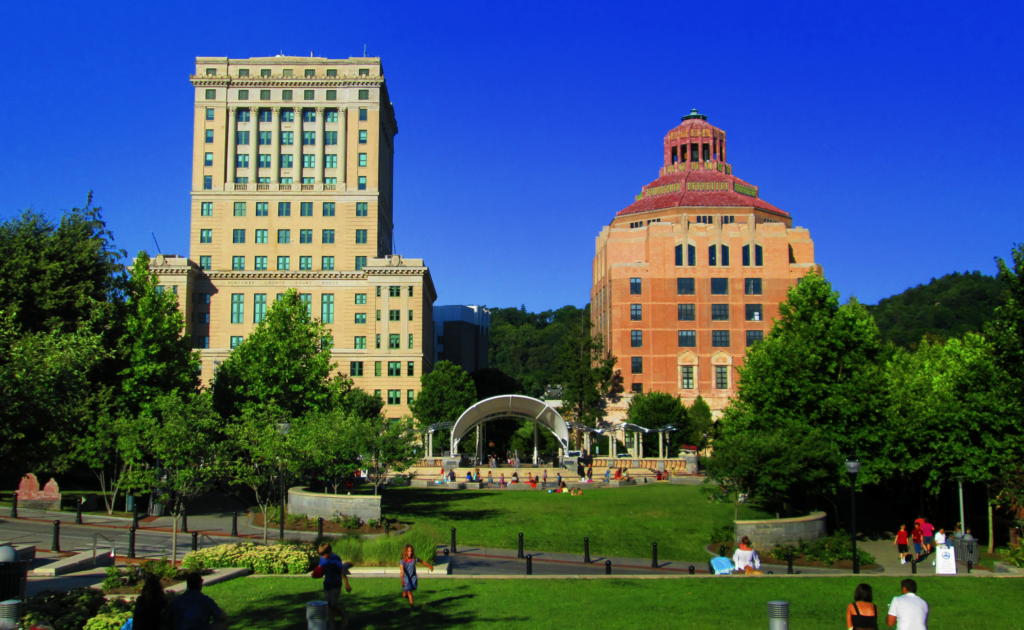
[450,395,570,464]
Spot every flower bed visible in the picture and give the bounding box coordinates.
[182,543,316,575]
[20,588,133,630]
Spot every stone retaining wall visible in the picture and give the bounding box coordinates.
[734,511,827,548]
[287,487,381,522]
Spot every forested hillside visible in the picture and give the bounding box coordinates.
[867,271,1003,347]
[486,305,589,398]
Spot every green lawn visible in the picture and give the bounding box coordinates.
[206,575,1024,630]
[382,485,769,561]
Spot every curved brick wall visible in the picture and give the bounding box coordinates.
[735,511,827,548]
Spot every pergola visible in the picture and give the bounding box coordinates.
[450,395,570,465]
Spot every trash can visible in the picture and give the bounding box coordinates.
[306,600,328,630]
[767,600,789,630]
[0,546,28,603]
[0,598,22,630]
[959,540,981,566]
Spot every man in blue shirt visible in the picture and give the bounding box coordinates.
[318,542,352,630]
[164,573,227,630]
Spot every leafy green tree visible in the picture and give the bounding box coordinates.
[626,392,688,457]
[684,395,714,454]
[471,367,523,400]
[355,416,419,494]
[487,305,587,397]
[707,272,887,514]
[987,244,1024,402]
[410,360,477,454]
[212,289,350,418]
[558,315,617,446]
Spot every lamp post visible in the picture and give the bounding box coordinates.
[955,475,966,533]
[845,457,861,575]
[278,422,291,541]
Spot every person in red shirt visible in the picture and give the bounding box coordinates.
[911,523,925,561]
[894,524,910,565]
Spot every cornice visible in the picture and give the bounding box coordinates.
[190,76,384,88]
[205,271,367,280]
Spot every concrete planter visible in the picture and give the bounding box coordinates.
[734,511,827,548]
[287,487,381,522]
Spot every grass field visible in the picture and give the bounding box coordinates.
[206,575,1024,630]
[382,485,769,561]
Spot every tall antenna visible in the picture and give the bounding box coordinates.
[363,44,367,56]
[151,232,163,255]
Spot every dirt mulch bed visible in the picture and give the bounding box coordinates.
[250,512,388,535]
[104,576,183,595]
[707,542,880,571]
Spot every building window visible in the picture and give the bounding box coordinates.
[409,334,414,349]
[205,89,216,100]
[204,152,213,167]
[203,176,212,190]
[281,131,294,146]
[681,365,695,389]
[388,361,401,377]
[355,312,366,324]
[376,334,381,349]
[711,278,729,295]
[254,229,268,244]
[408,309,414,321]
[355,229,367,244]
[304,89,315,100]
[299,293,312,316]
[322,256,335,270]
[302,131,315,146]
[709,244,717,266]
[355,293,367,305]
[302,154,315,168]
[194,293,211,304]
[321,202,336,217]
[746,330,764,347]
[715,365,729,389]
[326,90,337,100]
[280,154,293,168]
[630,278,641,294]
[678,304,695,321]
[238,69,249,77]
[232,229,245,244]
[205,129,214,143]
[746,304,763,322]
[350,361,364,376]
[231,294,244,323]
[256,153,269,168]
[257,131,271,146]
[238,89,249,100]
[230,336,243,349]
[358,153,367,167]
[201,202,213,216]
[300,229,313,244]
[358,108,367,121]
[194,335,210,349]
[376,287,381,297]
[259,110,272,122]
[258,89,270,100]
[278,202,291,217]
[678,330,696,347]
[387,390,400,405]
[721,244,730,266]
[323,229,335,244]
[277,229,290,244]
[389,286,401,297]
[282,90,292,101]
[255,256,267,270]
[631,357,643,374]
[236,131,249,146]
[389,334,400,349]
[253,202,268,217]
[674,244,683,266]
[630,330,643,348]
[200,229,212,244]
[408,286,415,297]
[354,336,366,349]
[254,294,267,323]
[277,256,290,270]
[236,154,250,169]
[302,177,314,184]
[374,362,383,377]
[745,278,763,295]
[299,256,312,270]
[376,310,381,321]
[205,108,215,121]
[630,304,642,321]
[355,256,367,271]
[688,244,696,266]
[358,176,367,190]
[711,304,730,321]
[358,89,369,100]
[322,294,334,323]
[755,244,764,266]
[356,202,368,217]
[677,278,695,296]
[325,154,337,169]
[231,201,246,217]
[389,309,400,322]
[407,361,415,377]
[282,110,294,123]
[237,110,250,123]
[712,331,730,347]
[358,130,367,144]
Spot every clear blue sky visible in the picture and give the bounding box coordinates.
[1,1,1020,312]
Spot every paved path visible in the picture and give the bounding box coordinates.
[857,539,985,577]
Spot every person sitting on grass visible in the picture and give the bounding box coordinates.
[731,536,762,575]
[315,542,352,630]
[558,480,569,493]
[886,578,928,629]
[400,544,434,609]
[570,487,584,496]
[164,573,228,630]
[132,575,167,630]
[511,471,519,484]
[845,583,878,630]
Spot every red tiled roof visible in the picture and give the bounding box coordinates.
[616,170,789,218]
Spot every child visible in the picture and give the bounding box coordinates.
[910,522,924,561]
[894,524,909,565]
[500,472,505,487]
[487,471,493,487]
[400,544,433,609]
[542,470,548,484]
[604,469,611,483]
[316,542,351,630]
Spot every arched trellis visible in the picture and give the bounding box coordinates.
[450,395,570,464]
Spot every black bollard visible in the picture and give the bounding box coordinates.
[652,542,658,569]
[719,545,727,557]
[132,502,139,530]
[182,508,188,534]
[451,527,457,553]
[518,532,524,559]
[605,560,611,575]
[231,511,238,537]
[444,548,452,575]
[967,560,972,574]
[317,517,324,539]
[384,521,390,537]
[688,565,695,575]
[10,492,17,518]
[911,558,917,574]
[191,531,199,552]
[128,527,136,559]
[787,551,794,575]
[584,537,591,564]
[52,520,61,553]
[75,497,83,525]
[526,554,533,575]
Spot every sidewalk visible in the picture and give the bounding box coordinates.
[8,507,269,539]
[858,539,984,576]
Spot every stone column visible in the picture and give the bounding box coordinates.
[249,107,259,182]
[226,107,237,185]
[294,107,303,183]
[315,107,325,183]
[270,107,281,183]
[339,108,348,186]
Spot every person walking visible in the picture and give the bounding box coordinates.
[400,544,434,609]
[921,520,935,554]
[894,525,910,565]
[845,583,879,630]
[886,578,928,629]
[910,522,925,562]
[315,542,352,630]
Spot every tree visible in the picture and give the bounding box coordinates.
[685,395,715,454]
[212,289,350,418]
[356,416,419,494]
[410,360,477,454]
[626,392,688,457]
[487,305,587,397]
[706,272,887,514]
[141,392,225,564]
[987,244,1024,403]
[557,314,617,447]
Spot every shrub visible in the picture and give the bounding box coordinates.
[323,526,440,566]
[708,524,734,545]
[1004,544,1024,568]
[767,531,876,567]
[83,600,133,630]
[20,588,107,630]
[182,543,315,574]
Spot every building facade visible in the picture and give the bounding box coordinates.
[433,305,490,373]
[591,110,819,413]
[150,55,435,419]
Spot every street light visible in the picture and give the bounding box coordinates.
[845,457,861,575]
[955,475,966,533]
[278,422,291,541]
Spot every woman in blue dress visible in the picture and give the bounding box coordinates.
[400,544,434,608]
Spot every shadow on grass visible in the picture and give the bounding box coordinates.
[383,488,504,522]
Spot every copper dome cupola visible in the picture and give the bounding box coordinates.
[660,109,729,177]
